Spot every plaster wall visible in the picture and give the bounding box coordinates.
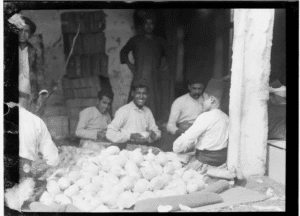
[228,9,275,177]
[21,9,135,114]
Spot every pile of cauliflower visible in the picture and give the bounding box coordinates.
[39,146,206,212]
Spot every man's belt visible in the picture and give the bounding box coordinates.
[195,148,228,167]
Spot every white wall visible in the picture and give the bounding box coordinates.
[22,9,135,114]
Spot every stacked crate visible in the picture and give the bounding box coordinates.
[61,11,108,135]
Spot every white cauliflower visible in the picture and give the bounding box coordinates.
[82,183,101,194]
[83,162,99,175]
[158,205,173,212]
[105,146,120,155]
[92,205,110,212]
[92,176,103,186]
[155,152,168,167]
[75,177,91,189]
[119,176,136,191]
[126,169,143,181]
[89,197,103,209]
[182,170,195,183]
[161,189,180,197]
[163,162,175,175]
[54,193,72,205]
[130,150,144,166]
[119,149,131,159]
[47,180,61,196]
[105,173,119,185]
[110,164,126,178]
[137,191,157,201]
[57,177,70,191]
[165,178,187,195]
[98,157,111,172]
[64,184,80,197]
[172,160,182,170]
[125,160,140,173]
[174,168,185,178]
[148,176,164,191]
[40,191,54,206]
[111,184,125,195]
[133,179,150,193]
[101,191,119,209]
[161,173,173,188]
[114,155,128,167]
[144,149,155,161]
[67,170,81,184]
[141,165,158,181]
[117,191,136,210]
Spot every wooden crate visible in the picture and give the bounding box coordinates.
[267,140,286,185]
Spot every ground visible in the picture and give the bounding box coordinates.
[204,175,285,212]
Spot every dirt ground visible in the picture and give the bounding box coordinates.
[204,175,285,212]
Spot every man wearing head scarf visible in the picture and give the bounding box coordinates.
[120,12,169,121]
[173,79,235,177]
[18,16,48,116]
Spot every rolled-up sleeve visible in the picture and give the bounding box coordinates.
[38,120,59,166]
[166,99,181,135]
[75,109,98,140]
[106,109,131,143]
[173,113,208,154]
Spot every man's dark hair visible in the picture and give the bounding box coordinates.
[98,89,114,101]
[22,16,36,35]
[132,85,149,92]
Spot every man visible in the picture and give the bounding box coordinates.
[106,79,161,147]
[120,12,168,121]
[173,79,230,174]
[75,90,114,148]
[156,77,208,152]
[19,106,60,179]
[19,16,47,116]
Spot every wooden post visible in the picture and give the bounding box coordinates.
[227,9,275,177]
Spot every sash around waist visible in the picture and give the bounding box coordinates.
[195,148,228,167]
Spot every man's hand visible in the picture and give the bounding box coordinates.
[97,130,107,141]
[126,62,135,74]
[175,128,185,136]
[178,121,193,131]
[130,133,147,143]
[149,130,158,141]
[31,159,51,177]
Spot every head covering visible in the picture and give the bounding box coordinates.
[132,78,149,90]
[188,74,210,86]
[204,78,226,99]
[21,16,36,34]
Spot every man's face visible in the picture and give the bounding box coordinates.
[143,19,154,35]
[97,96,112,114]
[132,87,148,108]
[188,83,205,99]
[19,25,31,43]
[202,94,212,112]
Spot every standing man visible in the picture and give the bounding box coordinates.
[76,90,114,149]
[19,16,48,116]
[120,12,168,121]
[106,79,161,147]
[156,77,208,152]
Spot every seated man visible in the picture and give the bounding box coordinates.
[156,77,208,152]
[106,79,161,148]
[75,90,114,148]
[19,106,60,179]
[173,81,229,174]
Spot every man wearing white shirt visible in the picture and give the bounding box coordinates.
[76,90,113,149]
[19,106,59,179]
[173,79,229,173]
[106,79,161,148]
[156,77,208,152]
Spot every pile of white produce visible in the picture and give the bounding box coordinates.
[39,146,206,212]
